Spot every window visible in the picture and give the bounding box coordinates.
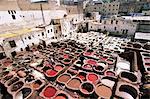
[111,20,113,24]
[114,27,117,30]
[42,32,44,36]
[48,30,49,33]
[56,30,57,33]
[100,20,102,23]
[8,10,10,14]
[24,37,26,40]
[12,15,16,20]
[28,36,31,40]
[14,10,16,14]
[20,48,23,51]
[91,26,92,29]
[38,35,40,36]
[52,36,54,39]
[51,29,52,32]
[104,26,106,29]
[32,43,34,46]
[11,10,13,14]
[104,21,106,24]
[9,40,16,48]
[116,20,118,24]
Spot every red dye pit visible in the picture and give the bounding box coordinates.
[86,59,97,65]
[63,54,69,59]
[43,86,57,98]
[101,57,107,61]
[46,70,57,76]
[55,65,63,71]
[83,64,92,69]
[84,52,92,56]
[87,74,98,82]
[106,71,115,76]
[3,62,11,67]
[78,75,86,81]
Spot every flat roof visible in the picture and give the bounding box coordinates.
[0,28,43,39]
[135,32,150,41]
[122,16,150,21]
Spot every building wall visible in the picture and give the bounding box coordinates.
[2,25,55,57]
[85,2,120,16]
[0,10,67,26]
[88,18,137,36]
[142,10,150,15]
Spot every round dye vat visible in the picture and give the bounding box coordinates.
[95,84,112,98]
[3,61,11,67]
[84,52,92,56]
[105,71,116,77]
[80,82,94,95]
[32,80,42,89]
[77,72,87,81]
[106,59,114,65]
[78,75,85,81]
[83,64,92,70]
[120,71,137,83]
[87,73,98,83]
[57,74,71,84]
[46,69,57,77]
[86,59,97,66]
[43,86,57,98]
[63,54,69,59]
[17,71,26,78]
[100,56,108,61]
[67,78,82,90]
[55,65,63,71]
[63,59,71,64]
[54,93,68,99]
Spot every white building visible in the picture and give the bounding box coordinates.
[0,0,84,58]
[88,17,137,36]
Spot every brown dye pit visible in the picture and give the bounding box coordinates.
[17,71,26,78]
[67,78,81,89]
[32,80,42,89]
[96,85,112,98]
[57,74,71,84]
[11,81,24,92]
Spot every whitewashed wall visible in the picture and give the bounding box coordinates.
[89,19,137,35]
